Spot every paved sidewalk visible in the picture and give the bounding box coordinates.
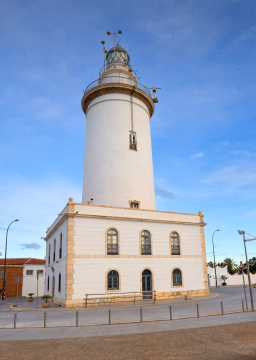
[1,310,256,341]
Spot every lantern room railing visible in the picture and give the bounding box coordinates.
[84,76,152,97]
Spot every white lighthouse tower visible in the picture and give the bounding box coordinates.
[44,33,209,307]
[81,41,155,210]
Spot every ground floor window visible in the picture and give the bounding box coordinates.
[107,270,119,290]
[173,268,182,286]
[58,273,61,292]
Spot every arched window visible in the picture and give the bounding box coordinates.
[141,230,151,255]
[107,270,119,290]
[47,276,50,291]
[170,232,180,255]
[58,273,61,293]
[173,268,182,286]
[59,233,62,259]
[107,228,118,255]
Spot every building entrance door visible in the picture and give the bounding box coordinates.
[142,269,152,299]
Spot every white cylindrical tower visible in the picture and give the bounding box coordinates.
[81,45,155,210]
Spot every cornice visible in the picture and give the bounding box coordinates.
[81,83,155,117]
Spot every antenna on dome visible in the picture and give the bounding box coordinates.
[106,30,122,53]
[101,40,108,71]
[148,87,161,103]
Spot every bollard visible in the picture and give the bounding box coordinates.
[140,307,143,322]
[153,291,156,304]
[76,311,79,327]
[197,304,200,318]
[85,294,88,308]
[133,292,136,305]
[13,313,17,329]
[221,301,224,315]
[242,299,244,312]
[169,305,172,320]
[109,309,111,325]
[44,312,47,328]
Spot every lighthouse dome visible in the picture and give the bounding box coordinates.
[106,45,130,66]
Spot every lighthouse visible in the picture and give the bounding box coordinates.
[44,33,209,307]
[81,43,155,210]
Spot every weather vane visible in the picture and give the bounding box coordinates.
[106,30,122,53]
[101,40,108,71]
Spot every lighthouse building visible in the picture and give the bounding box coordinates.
[44,44,209,307]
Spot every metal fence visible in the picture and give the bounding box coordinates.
[0,298,251,329]
[84,76,152,97]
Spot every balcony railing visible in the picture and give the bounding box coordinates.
[141,245,151,255]
[99,62,137,77]
[84,76,152,97]
[171,245,180,255]
[107,244,118,255]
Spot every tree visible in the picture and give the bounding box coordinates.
[223,258,238,274]
[207,261,214,267]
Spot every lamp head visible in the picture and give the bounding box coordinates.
[15,219,19,222]
[101,40,105,45]
[106,31,111,35]
[118,30,122,34]
[238,230,244,235]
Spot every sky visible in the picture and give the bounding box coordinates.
[1,0,256,265]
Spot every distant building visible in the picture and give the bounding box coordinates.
[0,258,45,298]
[44,41,209,307]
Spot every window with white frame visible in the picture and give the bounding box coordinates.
[26,270,34,276]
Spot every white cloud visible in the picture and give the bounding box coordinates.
[191,153,204,158]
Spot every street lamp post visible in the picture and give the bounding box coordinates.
[2,219,19,300]
[212,229,220,288]
[238,230,256,312]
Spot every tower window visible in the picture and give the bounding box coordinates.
[130,200,140,209]
[129,132,137,150]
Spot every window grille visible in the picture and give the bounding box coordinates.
[173,268,182,286]
[141,230,151,255]
[107,270,119,290]
[170,232,180,255]
[107,229,118,255]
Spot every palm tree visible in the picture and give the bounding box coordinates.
[223,258,238,274]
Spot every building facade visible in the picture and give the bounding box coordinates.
[44,41,209,307]
[0,258,45,298]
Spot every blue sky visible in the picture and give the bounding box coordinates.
[1,0,256,264]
